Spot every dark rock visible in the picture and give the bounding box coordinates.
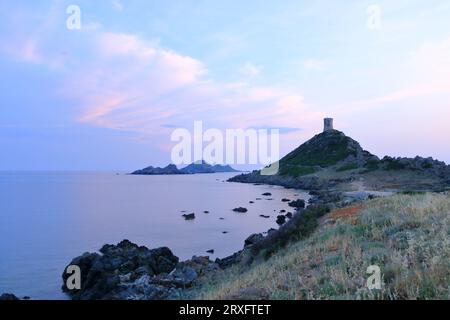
[182,213,195,220]
[259,215,270,218]
[232,207,248,213]
[244,233,264,247]
[203,211,209,214]
[249,201,254,204]
[0,293,20,300]
[219,217,225,220]
[288,199,306,209]
[169,266,198,287]
[181,256,220,277]
[256,198,262,200]
[222,231,229,234]
[216,251,243,269]
[280,209,286,213]
[62,240,179,300]
[262,192,272,196]
[281,198,291,202]
[206,249,214,254]
[276,215,287,225]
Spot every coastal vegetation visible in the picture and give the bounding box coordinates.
[195,192,450,300]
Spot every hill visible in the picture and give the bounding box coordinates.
[230,123,450,192]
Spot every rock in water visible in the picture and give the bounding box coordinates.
[232,207,248,213]
[182,213,196,220]
[276,215,287,225]
[62,240,179,300]
[289,199,306,209]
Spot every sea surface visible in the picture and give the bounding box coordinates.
[0,171,308,299]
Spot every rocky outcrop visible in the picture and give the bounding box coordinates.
[182,213,195,220]
[0,293,20,300]
[244,233,264,247]
[62,240,218,300]
[276,215,287,225]
[288,199,306,209]
[228,127,450,192]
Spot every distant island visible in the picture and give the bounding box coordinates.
[131,160,239,175]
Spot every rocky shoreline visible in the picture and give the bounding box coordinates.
[58,186,359,300]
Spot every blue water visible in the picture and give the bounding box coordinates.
[0,171,307,299]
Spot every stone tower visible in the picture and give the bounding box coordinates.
[324,118,334,132]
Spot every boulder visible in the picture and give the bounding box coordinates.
[244,233,264,247]
[276,215,287,225]
[232,207,248,213]
[182,213,195,220]
[288,199,306,209]
[62,240,179,300]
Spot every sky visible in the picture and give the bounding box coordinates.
[1,0,450,170]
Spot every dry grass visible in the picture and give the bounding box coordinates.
[195,193,450,300]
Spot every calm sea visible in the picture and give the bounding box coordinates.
[0,171,308,299]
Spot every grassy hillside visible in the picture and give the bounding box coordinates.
[195,193,450,300]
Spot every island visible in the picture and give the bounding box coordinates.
[131,160,239,175]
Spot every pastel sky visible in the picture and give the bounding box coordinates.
[1,0,450,170]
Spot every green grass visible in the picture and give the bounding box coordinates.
[195,193,450,300]
[280,131,358,168]
[336,163,359,172]
[278,165,317,177]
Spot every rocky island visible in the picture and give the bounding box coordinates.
[131,161,239,175]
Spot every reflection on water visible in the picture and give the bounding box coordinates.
[0,171,308,299]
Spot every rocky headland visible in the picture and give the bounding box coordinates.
[229,128,450,193]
